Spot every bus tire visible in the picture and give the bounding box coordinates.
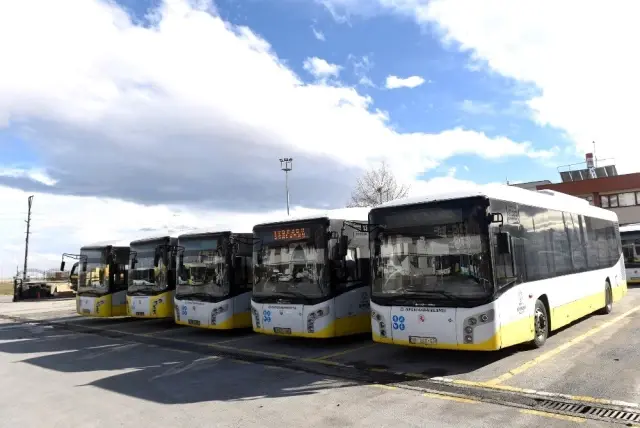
[598,281,613,315]
[531,299,549,348]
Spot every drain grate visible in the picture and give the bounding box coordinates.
[537,399,640,423]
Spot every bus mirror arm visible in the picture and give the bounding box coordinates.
[339,236,349,258]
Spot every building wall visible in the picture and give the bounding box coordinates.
[536,173,640,225]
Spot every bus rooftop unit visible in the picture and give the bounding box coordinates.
[63,242,130,317]
[174,230,254,329]
[368,185,626,351]
[251,207,371,338]
[620,223,640,285]
[127,235,178,319]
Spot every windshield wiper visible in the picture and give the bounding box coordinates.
[423,290,465,303]
[177,292,223,300]
[405,289,465,305]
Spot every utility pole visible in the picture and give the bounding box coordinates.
[22,195,34,282]
[279,158,293,215]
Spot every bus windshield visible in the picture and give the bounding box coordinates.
[253,224,329,299]
[370,198,493,301]
[176,237,229,298]
[621,234,640,268]
[77,249,108,294]
[128,244,169,293]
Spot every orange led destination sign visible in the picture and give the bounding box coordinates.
[273,228,308,241]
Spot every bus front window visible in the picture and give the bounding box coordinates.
[253,241,328,299]
[77,250,108,294]
[129,245,168,293]
[176,242,229,298]
[370,199,493,301]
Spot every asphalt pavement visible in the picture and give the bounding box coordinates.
[2,292,639,426]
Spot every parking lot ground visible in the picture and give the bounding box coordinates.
[0,319,613,427]
[324,288,640,384]
[3,291,640,425]
[474,287,640,406]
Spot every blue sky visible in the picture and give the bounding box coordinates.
[97,0,581,186]
[1,0,636,273]
[0,0,583,193]
[204,0,578,184]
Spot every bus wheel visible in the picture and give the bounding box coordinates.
[531,300,549,348]
[598,281,613,315]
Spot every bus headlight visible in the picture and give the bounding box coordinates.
[211,304,230,326]
[371,310,388,338]
[251,307,261,329]
[307,306,330,333]
[463,309,495,344]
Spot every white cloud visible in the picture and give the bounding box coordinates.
[311,26,326,41]
[0,0,549,199]
[0,185,324,278]
[322,0,640,173]
[303,56,342,79]
[0,167,58,186]
[0,0,557,271]
[385,75,425,89]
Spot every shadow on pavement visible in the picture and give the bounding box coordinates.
[0,321,356,404]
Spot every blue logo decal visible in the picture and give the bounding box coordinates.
[263,310,272,323]
[181,305,187,316]
[392,314,405,331]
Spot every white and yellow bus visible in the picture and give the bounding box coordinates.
[251,208,371,338]
[64,242,130,317]
[174,230,254,329]
[621,223,640,285]
[126,235,178,319]
[368,185,626,350]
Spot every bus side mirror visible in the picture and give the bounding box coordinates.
[496,232,511,255]
[131,258,137,269]
[60,261,66,272]
[339,236,349,258]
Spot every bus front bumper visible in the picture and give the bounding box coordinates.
[126,291,174,319]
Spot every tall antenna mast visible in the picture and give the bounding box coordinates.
[22,195,34,282]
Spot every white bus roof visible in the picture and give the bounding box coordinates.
[620,223,640,233]
[178,228,251,238]
[130,235,177,245]
[82,240,130,249]
[254,207,370,228]
[375,183,618,222]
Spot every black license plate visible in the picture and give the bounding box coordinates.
[188,319,201,326]
[135,312,145,316]
[273,327,291,334]
[82,309,90,314]
[409,336,437,345]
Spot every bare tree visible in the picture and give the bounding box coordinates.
[347,161,410,207]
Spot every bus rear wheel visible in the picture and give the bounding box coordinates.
[531,300,549,348]
[598,281,613,315]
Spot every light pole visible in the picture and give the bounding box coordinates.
[280,158,293,215]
